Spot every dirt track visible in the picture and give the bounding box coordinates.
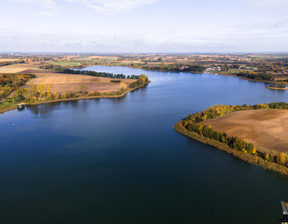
[203,109,288,153]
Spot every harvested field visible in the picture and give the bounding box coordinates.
[0,64,39,73]
[0,58,20,62]
[23,70,135,93]
[203,109,288,153]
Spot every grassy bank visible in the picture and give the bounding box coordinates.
[0,105,17,114]
[174,121,288,176]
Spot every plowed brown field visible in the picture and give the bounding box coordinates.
[203,109,288,153]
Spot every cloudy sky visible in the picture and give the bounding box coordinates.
[1,0,288,53]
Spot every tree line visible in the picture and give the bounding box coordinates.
[0,59,25,67]
[236,71,274,81]
[141,64,205,73]
[185,122,256,154]
[269,82,286,88]
[39,64,141,80]
[186,103,288,123]
[62,69,140,79]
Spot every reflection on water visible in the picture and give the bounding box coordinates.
[0,66,288,224]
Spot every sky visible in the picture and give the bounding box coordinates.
[0,0,288,53]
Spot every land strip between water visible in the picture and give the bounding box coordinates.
[0,64,150,114]
[174,121,288,176]
[175,104,288,177]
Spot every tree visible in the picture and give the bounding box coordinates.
[139,74,148,84]
[29,86,38,98]
[265,153,271,161]
[277,153,287,165]
[79,84,88,96]
[47,85,51,99]
[120,82,127,91]
[246,143,254,154]
[14,94,25,102]
[269,83,276,88]
[252,147,257,154]
[37,84,48,98]
[277,82,286,88]
[212,131,220,141]
[61,92,67,99]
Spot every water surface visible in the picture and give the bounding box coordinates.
[1,66,288,224]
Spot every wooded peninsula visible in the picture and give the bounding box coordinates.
[0,61,150,114]
[175,103,288,176]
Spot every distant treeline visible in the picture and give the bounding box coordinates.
[181,103,288,168]
[62,69,140,79]
[40,64,141,79]
[141,64,205,73]
[40,64,84,71]
[0,60,25,67]
[269,82,287,88]
[236,71,274,81]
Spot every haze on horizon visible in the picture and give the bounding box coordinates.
[1,0,288,53]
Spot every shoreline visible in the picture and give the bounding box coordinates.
[85,64,274,83]
[266,87,288,90]
[174,121,288,177]
[0,82,149,114]
[71,64,275,84]
[216,72,273,83]
[82,63,205,74]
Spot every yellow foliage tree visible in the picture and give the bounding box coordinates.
[120,82,127,91]
[37,85,48,98]
[54,92,60,100]
[47,85,51,99]
[61,92,67,99]
[139,74,148,84]
[279,153,287,165]
[241,148,247,153]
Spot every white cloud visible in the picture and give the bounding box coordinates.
[64,0,159,15]
[9,0,159,15]
[11,0,57,8]
[36,10,57,16]
[243,0,288,10]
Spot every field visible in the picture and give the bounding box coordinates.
[23,70,135,93]
[0,58,20,62]
[0,64,39,73]
[50,61,87,66]
[203,109,288,153]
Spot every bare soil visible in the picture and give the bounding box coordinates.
[203,109,288,153]
[0,59,20,62]
[0,64,39,73]
[22,69,135,93]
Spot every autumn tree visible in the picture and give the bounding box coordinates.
[79,84,88,96]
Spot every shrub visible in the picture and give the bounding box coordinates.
[277,82,286,88]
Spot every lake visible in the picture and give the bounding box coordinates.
[1,66,288,224]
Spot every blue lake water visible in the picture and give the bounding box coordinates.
[1,66,288,223]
